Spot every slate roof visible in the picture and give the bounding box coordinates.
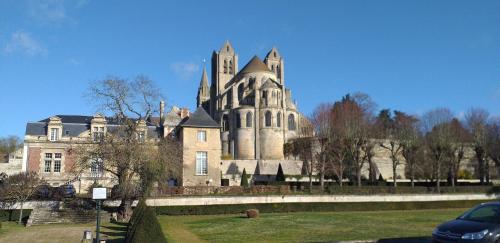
[238,56,272,74]
[27,114,161,137]
[181,107,219,128]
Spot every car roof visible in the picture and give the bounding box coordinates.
[480,201,500,206]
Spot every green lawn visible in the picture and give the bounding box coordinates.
[159,208,467,243]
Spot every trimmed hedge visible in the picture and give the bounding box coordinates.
[154,200,493,216]
[0,209,32,222]
[126,199,167,243]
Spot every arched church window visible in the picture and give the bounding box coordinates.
[274,51,277,58]
[236,113,241,128]
[246,112,252,128]
[265,111,272,127]
[248,77,255,89]
[226,45,230,52]
[222,115,229,132]
[238,83,244,103]
[223,60,228,74]
[277,65,281,78]
[271,65,275,72]
[288,114,296,130]
[229,60,233,74]
[277,112,281,127]
[226,91,232,109]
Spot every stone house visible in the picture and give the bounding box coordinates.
[180,107,221,186]
[22,106,190,192]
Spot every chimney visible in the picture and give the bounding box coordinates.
[180,108,190,119]
[159,100,165,124]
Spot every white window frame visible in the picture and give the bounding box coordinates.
[197,130,206,142]
[90,158,104,178]
[53,153,62,173]
[44,153,52,173]
[50,128,59,141]
[195,151,208,175]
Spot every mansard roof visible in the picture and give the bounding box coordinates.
[239,56,272,75]
[27,114,161,137]
[181,107,219,128]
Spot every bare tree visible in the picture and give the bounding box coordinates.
[486,120,500,176]
[292,137,314,190]
[311,103,333,190]
[0,136,22,162]
[421,108,453,193]
[465,108,490,184]
[446,119,471,187]
[375,109,404,187]
[396,112,421,187]
[75,76,178,222]
[331,95,370,187]
[3,172,42,224]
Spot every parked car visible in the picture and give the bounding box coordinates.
[34,184,52,199]
[432,202,500,243]
[57,184,76,198]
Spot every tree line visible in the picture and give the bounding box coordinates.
[286,92,500,192]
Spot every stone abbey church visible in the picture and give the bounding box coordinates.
[196,41,310,160]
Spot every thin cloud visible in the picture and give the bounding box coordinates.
[170,62,200,80]
[68,57,83,66]
[27,0,68,25]
[3,30,48,56]
[26,0,88,25]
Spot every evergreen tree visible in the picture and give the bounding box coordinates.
[240,168,249,187]
[276,163,285,183]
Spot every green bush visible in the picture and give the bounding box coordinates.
[126,199,167,243]
[154,200,492,216]
[240,169,249,187]
[276,163,285,183]
[0,209,32,222]
[126,199,147,242]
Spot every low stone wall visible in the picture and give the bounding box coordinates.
[146,193,500,207]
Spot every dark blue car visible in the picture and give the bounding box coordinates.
[433,202,500,243]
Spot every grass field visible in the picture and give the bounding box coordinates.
[159,208,467,243]
[0,208,469,242]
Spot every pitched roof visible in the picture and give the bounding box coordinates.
[181,107,219,128]
[260,79,279,89]
[239,56,272,74]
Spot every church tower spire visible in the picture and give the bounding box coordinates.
[197,65,210,111]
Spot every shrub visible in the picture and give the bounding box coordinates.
[126,199,166,243]
[276,163,285,183]
[458,170,473,180]
[246,209,259,218]
[0,209,32,222]
[240,169,249,187]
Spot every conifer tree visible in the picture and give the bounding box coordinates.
[240,168,249,187]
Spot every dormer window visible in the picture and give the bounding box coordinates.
[93,127,105,142]
[50,128,59,141]
[138,131,146,143]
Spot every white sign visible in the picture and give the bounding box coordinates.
[92,187,107,200]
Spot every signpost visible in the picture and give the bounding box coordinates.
[93,188,107,243]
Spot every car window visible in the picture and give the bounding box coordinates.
[461,205,500,223]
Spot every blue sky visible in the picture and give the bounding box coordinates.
[1,0,499,138]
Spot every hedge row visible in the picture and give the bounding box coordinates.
[126,199,167,243]
[0,209,32,222]
[154,200,492,216]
